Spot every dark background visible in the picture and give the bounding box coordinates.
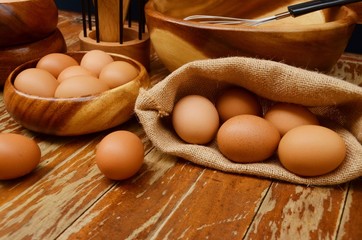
[55,0,362,54]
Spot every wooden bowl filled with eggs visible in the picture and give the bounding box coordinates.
[3,51,149,136]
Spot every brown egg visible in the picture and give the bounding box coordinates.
[57,65,97,82]
[14,68,59,97]
[278,125,346,177]
[172,95,220,144]
[80,50,114,77]
[36,53,79,78]
[217,115,280,163]
[99,61,139,88]
[54,75,110,98]
[95,131,144,180]
[0,133,41,180]
[216,87,261,122]
[264,102,319,136]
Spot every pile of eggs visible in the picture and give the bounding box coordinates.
[14,50,139,98]
[172,87,346,177]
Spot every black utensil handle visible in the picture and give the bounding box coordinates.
[288,0,361,17]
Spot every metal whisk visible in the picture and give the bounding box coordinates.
[184,0,362,26]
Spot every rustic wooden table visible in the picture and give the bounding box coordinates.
[0,10,361,240]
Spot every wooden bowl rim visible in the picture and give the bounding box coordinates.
[83,28,150,46]
[5,51,148,102]
[0,28,65,60]
[145,1,358,32]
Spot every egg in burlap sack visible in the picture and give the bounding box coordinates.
[135,57,362,186]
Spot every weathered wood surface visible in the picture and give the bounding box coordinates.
[0,10,361,240]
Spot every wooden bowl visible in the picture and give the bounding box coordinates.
[0,28,66,86]
[0,0,58,47]
[3,52,149,136]
[347,2,362,23]
[145,0,358,72]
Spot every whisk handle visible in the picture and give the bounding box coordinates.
[288,0,361,17]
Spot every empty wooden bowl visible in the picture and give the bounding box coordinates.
[0,0,58,47]
[3,52,149,136]
[145,0,358,72]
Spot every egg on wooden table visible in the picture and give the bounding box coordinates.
[95,131,144,180]
[0,133,41,180]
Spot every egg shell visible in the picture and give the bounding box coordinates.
[95,131,144,180]
[172,95,220,144]
[57,65,97,82]
[80,50,114,77]
[14,68,59,97]
[278,125,346,177]
[99,61,139,88]
[36,53,79,78]
[54,75,110,98]
[0,133,41,180]
[264,102,319,136]
[217,114,281,163]
[216,87,262,122]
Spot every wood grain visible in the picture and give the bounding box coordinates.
[0,10,361,240]
[60,159,272,239]
[244,182,348,239]
[337,178,362,240]
[0,0,58,47]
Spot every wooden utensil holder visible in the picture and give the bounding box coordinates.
[78,0,150,70]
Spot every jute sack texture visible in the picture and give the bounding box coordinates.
[135,57,362,186]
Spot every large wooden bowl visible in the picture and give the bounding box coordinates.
[0,28,66,86]
[145,0,358,72]
[3,52,149,136]
[0,0,58,47]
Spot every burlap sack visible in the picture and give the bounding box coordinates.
[135,57,362,186]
